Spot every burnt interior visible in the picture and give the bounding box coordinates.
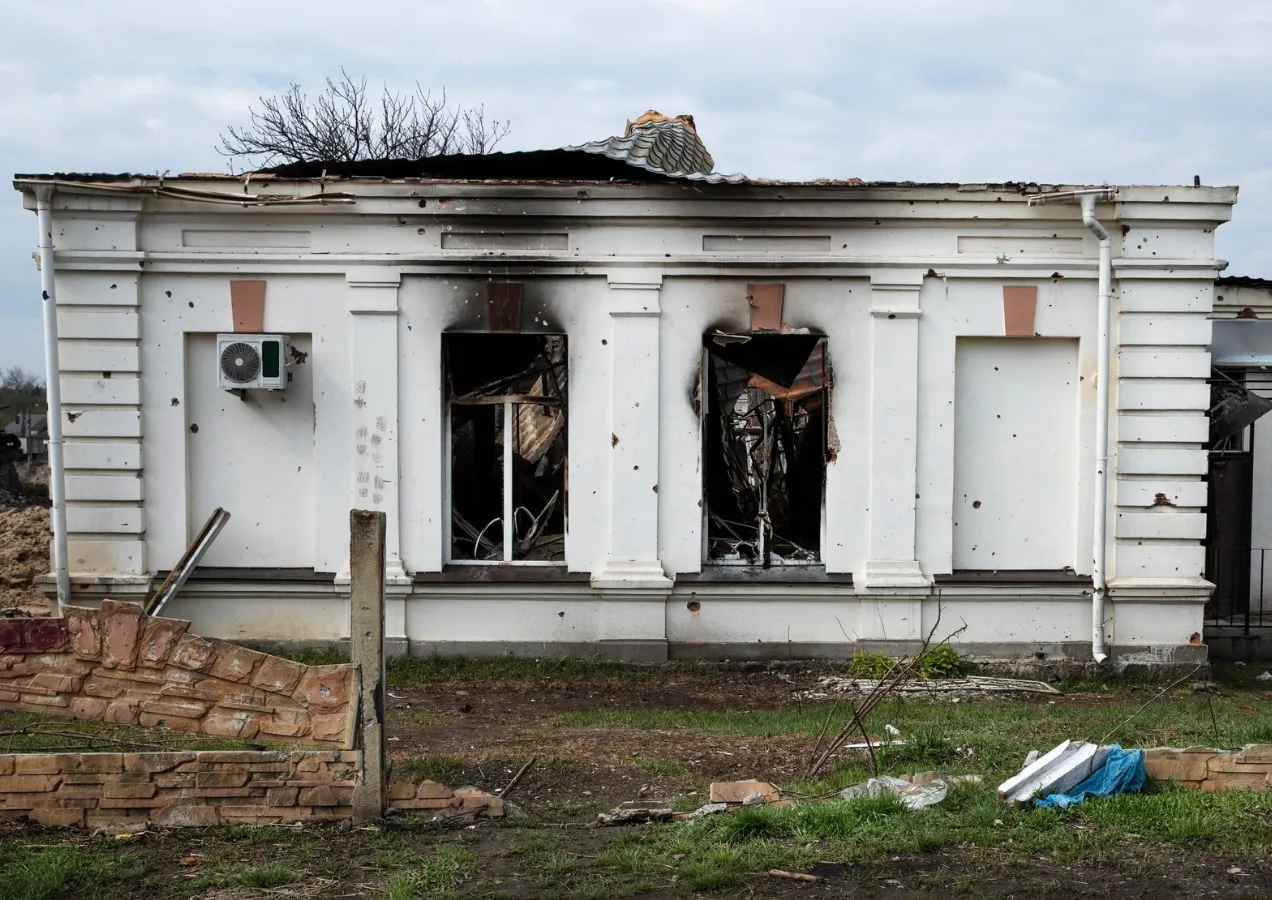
[703,332,829,566]
[446,333,567,562]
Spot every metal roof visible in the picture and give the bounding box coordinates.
[564,110,746,184]
[1217,276,1272,289]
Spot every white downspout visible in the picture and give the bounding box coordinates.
[1028,188,1115,663]
[34,185,69,612]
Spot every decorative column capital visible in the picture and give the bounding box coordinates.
[869,270,924,318]
[606,274,663,317]
[347,268,402,315]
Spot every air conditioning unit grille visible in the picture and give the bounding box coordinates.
[220,342,262,383]
[262,340,281,378]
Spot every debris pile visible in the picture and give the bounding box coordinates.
[0,505,52,615]
[840,772,984,810]
[998,740,1146,808]
[594,780,791,827]
[800,675,1060,701]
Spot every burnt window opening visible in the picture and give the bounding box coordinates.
[445,333,567,564]
[702,331,829,567]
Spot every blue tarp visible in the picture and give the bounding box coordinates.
[1036,746,1147,809]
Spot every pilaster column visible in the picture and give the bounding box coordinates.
[591,274,669,659]
[346,268,409,651]
[859,271,929,595]
[592,273,671,590]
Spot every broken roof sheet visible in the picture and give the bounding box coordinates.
[1217,276,1272,289]
[255,148,687,183]
[564,110,745,184]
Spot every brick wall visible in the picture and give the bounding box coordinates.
[0,751,502,829]
[1144,745,1272,792]
[0,601,356,748]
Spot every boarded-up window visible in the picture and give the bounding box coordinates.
[952,337,1078,570]
[445,334,567,563]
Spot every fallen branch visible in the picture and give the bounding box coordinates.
[1093,664,1203,748]
[500,755,537,799]
[0,727,172,751]
[849,703,878,777]
[807,603,967,777]
[769,869,820,882]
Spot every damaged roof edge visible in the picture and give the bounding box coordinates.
[11,172,1241,204]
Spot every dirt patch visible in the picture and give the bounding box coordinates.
[0,505,52,615]
[385,671,845,813]
[15,461,49,496]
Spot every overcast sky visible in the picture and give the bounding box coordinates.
[2,0,1270,375]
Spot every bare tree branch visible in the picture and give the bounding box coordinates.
[219,70,510,167]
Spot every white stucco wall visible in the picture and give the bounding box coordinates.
[16,178,1235,662]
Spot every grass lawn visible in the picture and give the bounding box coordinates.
[1,659,1271,897]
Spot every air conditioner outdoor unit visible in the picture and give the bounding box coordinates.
[216,334,289,391]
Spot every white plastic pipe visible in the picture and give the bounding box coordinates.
[34,185,69,611]
[1028,189,1115,663]
[1082,194,1113,664]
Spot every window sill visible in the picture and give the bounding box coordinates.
[415,566,588,584]
[678,566,851,584]
[934,570,1091,585]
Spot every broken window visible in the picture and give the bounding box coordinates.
[445,333,567,563]
[702,331,829,566]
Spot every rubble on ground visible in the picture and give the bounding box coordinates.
[999,740,1146,808]
[840,772,984,809]
[0,505,52,615]
[799,674,1060,701]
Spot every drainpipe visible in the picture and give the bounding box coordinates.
[34,185,69,612]
[1027,188,1116,663]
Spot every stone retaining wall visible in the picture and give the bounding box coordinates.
[0,602,356,748]
[1144,745,1272,792]
[0,750,502,829]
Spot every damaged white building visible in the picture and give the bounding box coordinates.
[13,113,1237,666]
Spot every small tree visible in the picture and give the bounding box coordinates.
[0,367,44,433]
[218,70,511,168]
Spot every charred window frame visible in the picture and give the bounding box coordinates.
[701,331,830,567]
[444,333,567,564]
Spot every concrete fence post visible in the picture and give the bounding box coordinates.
[349,509,387,823]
